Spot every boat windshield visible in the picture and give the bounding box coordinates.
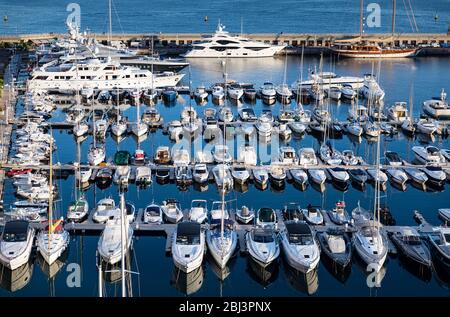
[2,221,29,242]
[146,206,160,217]
[444,234,450,243]
[289,233,313,245]
[253,231,274,243]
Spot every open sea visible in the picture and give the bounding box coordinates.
[0,0,449,297]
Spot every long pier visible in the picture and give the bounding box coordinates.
[1,32,449,50]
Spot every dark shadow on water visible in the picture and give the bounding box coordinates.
[282,261,319,295]
[320,252,352,284]
[246,257,279,288]
[0,260,34,293]
[170,265,204,296]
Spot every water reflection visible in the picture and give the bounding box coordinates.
[283,264,319,295]
[170,265,204,296]
[246,257,279,288]
[0,261,34,293]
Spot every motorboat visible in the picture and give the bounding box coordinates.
[252,167,269,189]
[301,205,324,225]
[135,166,152,186]
[92,198,117,223]
[298,148,326,186]
[282,203,303,222]
[401,117,415,135]
[246,228,280,267]
[256,207,277,229]
[211,85,225,101]
[403,167,428,187]
[217,107,234,123]
[327,167,350,186]
[192,163,209,184]
[412,146,446,165]
[327,201,351,225]
[344,120,363,137]
[244,88,257,101]
[326,86,342,100]
[391,227,432,268]
[341,150,359,166]
[0,220,35,270]
[95,118,109,139]
[168,120,183,140]
[387,102,408,123]
[312,108,331,123]
[153,146,171,165]
[416,118,439,135]
[209,201,230,221]
[134,149,146,165]
[172,149,190,165]
[162,87,178,103]
[189,200,208,224]
[349,168,368,186]
[231,165,250,184]
[276,83,292,103]
[142,108,163,127]
[161,199,183,223]
[113,165,131,186]
[422,89,450,119]
[239,108,257,122]
[260,82,277,103]
[235,205,255,224]
[384,151,408,187]
[359,74,385,102]
[438,209,450,223]
[279,221,320,273]
[67,197,89,223]
[143,203,163,224]
[255,115,272,138]
[96,167,113,184]
[317,229,352,269]
[212,144,233,163]
[172,222,205,273]
[73,122,89,137]
[421,165,446,186]
[288,121,307,135]
[194,85,208,101]
[340,84,356,99]
[182,22,285,58]
[227,84,244,100]
[278,146,298,164]
[289,169,308,188]
[269,164,286,187]
[212,164,233,190]
[440,149,450,162]
[175,164,193,186]
[427,227,450,273]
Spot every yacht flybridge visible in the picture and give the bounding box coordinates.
[183,22,285,58]
[28,57,184,91]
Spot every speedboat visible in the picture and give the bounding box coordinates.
[401,117,415,135]
[239,108,257,122]
[154,146,171,164]
[168,120,183,140]
[175,164,193,186]
[349,168,368,186]
[211,85,225,101]
[282,203,303,222]
[73,122,89,137]
[256,207,277,229]
[36,218,70,265]
[438,209,450,223]
[238,145,257,165]
[172,149,190,165]
[427,227,450,273]
[161,199,183,223]
[278,146,298,165]
[235,206,255,224]
[403,167,428,187]
[298,148,326,186]
[113,165,131,186]
[92,198,117,223]
[143,203,163,224]
[189,200,208,224]
[387,102,408,123]
[279,221,320,273]
[345,120,363,137]
[217,107,234,123]
[172,222,205,273]
[340,84,356,99]
[212,164,233,190]
[269,164,286,187]
[96,167,113,184]
[289,169,308,188]
[301,205,324,225]
[231,166,250,184]
[192,163,209,184]
[421,165,446,186]
[326,86,342,100]
[273,123,292,139]
[422,89,450,119]
[67,197,89,223]
[412,146,446,165]
[0,220,35,270]
[317,229,352,270]
[391,227,432,268]
[209,201,230,221]
[276,83,292,103]
[134,149,146,165]
[255,115,272,138]
[359,74,385,102]
[227,84,244,100]
[142,108,163,128]
[327,201,351,225]
[97,211,133,265]
[252,168,269,189]
[194,85,208,101]
[246,228,280,267]
[416,118,438,135]
[354,224,387,271]
[260,82,277,103]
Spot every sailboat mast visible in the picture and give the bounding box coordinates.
[359,0,364,39]
[120,193,126,297]
[391,0,396,36]
[108,0,112,46]
[48,129,53,234]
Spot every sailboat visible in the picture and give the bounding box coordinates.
[67,140,89,222]
[36,131,70,265]
[88,98,106,165]
[111,87,128,136]
[97,194,133,265]
[276,51,292,104]
[353,110,388,271]
[401,86,416,134]
[206,190,238,269]
[131,94,148,137]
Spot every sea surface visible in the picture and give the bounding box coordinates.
[0,0,449,35]
[0,53,449,296]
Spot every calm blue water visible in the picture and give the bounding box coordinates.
[0,0,449,35]
[0,55,449,296]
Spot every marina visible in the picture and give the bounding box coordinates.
[0,0,449,298]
